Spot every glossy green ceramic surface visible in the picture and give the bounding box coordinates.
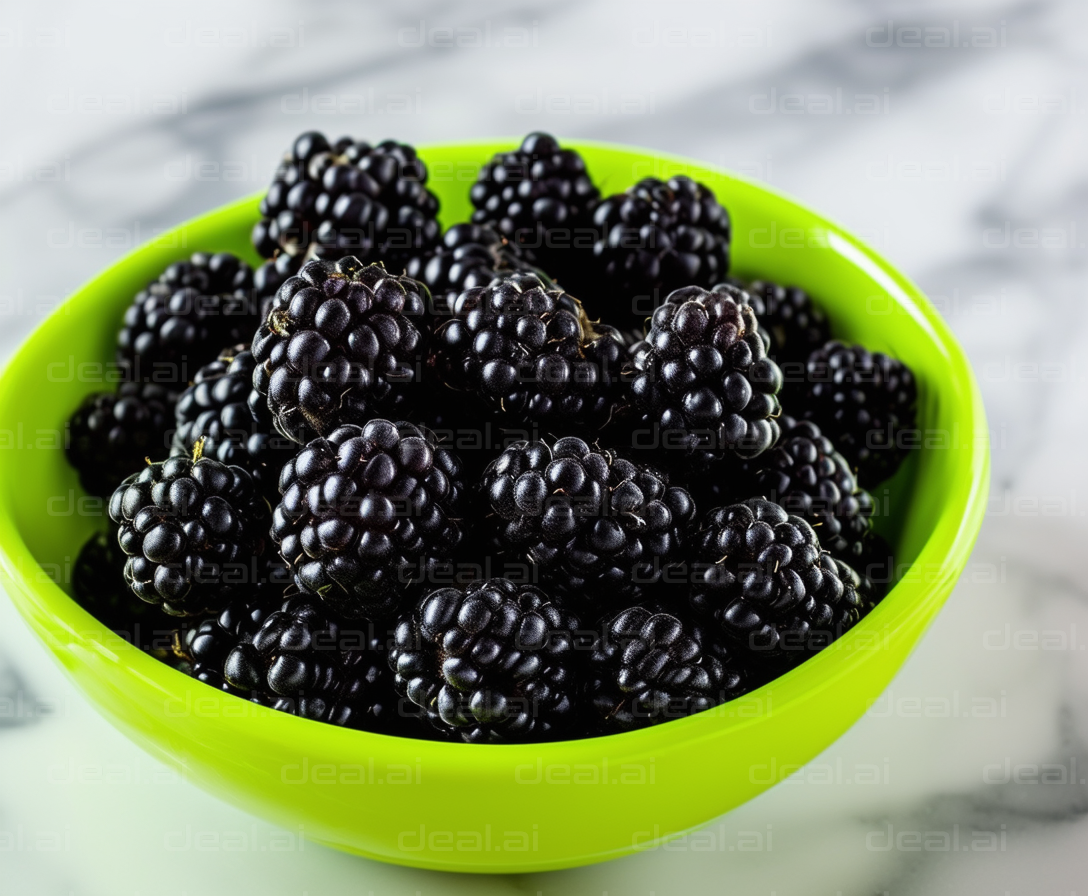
[0,141,989,872]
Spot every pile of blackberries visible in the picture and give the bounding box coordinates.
[65,132,917,742]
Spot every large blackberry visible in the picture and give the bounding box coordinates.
[688,498,869,665]
[251,257,426,443]
[108,451,270,617]
[483,436,694,607]
[66,383,176,498]
[116,252,258,387]
[590,176,731,329]
[629,284,782,467]
[586,606,746,733]
[708,417,874,565]
[390,578,579,742]
[73,530,178,659]
[795,341,918,484]
[172,346,295,500]
[272,419,464,620]
[430,272,624,433]
[405,223,537,318]
[728,279,830,363]
[469,133,599,286]
[222,595,402,731]
[252,131,440,272]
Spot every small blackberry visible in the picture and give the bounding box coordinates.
[251,257,427,443]
[390,578,579,742]
[430,272,625,433]
[728,279,830,362]
[172,346,295,500]
[405,223,538,318]
[795,341,918,484]
[483,436,694,607]
[116,252,258,388]
[629,284,782,467]
[108,451,270,617]
[66,383,176,498]
[586,606,746,732]
[222,595,402,731]
[253,132,440,272]
[73,530,178,659]
[688,498,868,664]
[272,419,464,620]
[708,417,874,565]
[177,594,278,691]
[469,133,599,286]
[590,176,731,329]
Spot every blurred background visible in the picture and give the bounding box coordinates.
[1,0,1086,893]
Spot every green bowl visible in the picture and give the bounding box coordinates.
[0,140,989,873]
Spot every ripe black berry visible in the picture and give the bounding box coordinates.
[251,257,427,443]
[272,419,464,620]
[66,383,176,498]
[390,578,580,742]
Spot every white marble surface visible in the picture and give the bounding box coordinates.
[1,0,1086,892]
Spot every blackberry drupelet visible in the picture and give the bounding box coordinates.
[591,175,731,329]
[172,346,295,500]
[222,594,402,731]
[405,223,538,318]
[709,417,874,565]
[251,257,427,443]
[73,530,178,659]
[272,419,464,620]
[108,451,270,617]
[252,131,440,272]
[430,272,625,433]
[795,341,918,484]
[483,436,695,606]
[629,284,782,467]
[728,279,830,363]
[586,605,746,732]
[66,382,176,498]
[116,252,258,387]
[688,498,868,664]
[469,133,599,286]
[389,578,579,742]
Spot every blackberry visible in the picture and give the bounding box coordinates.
[251,257,426,443]
[469,133,599,286]
[483,436,694,607]
[73,530,178,659]
[172,346,295,500]
[177,594,278,691]
[688,498,868,664]
[709,417,874,565]
[272,419,464,620]
[586,606,746,733]
[405,223,538,318]
[629,284,782,467]
[795,341,918,484]
[222,595,402,731]
[116,252,258,388]
[108,451,270,617]
[728,279,830,362]
[430,272,625,433]
[66,383,176,498]
[390,578,579,742]
[253,131,440,272]
[590,176,731,329]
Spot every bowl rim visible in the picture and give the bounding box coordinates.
[0,139,990,768]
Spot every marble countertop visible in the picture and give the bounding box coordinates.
[2,0,1086,892]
